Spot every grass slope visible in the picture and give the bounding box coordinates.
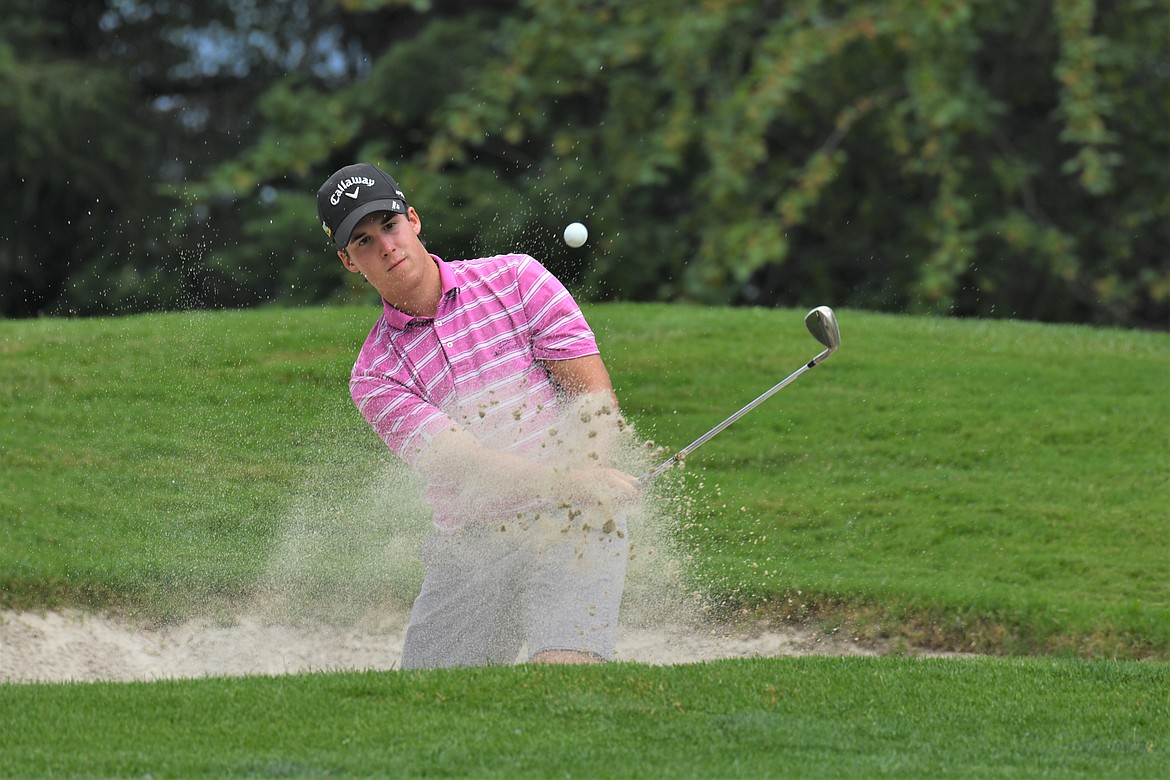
[598,305,1169,656]
[1,305,1167,655]
[1,657,1167,778]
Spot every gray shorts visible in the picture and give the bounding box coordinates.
[399,511,628,669]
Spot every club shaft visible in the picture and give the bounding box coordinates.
[642,348,830,483]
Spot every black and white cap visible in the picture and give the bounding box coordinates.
[316,163,407,249]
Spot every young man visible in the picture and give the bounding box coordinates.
[316,163,639,669]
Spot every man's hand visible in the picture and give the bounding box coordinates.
[565,466,640,508]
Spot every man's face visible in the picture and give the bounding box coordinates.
[338,207,429,301]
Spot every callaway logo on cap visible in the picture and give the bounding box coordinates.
[316,163,408,249]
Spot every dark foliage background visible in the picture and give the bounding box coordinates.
[2,0,1166,328]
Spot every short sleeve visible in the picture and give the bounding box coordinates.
[514,255,599,362]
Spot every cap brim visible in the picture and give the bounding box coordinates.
[333,198,406,249]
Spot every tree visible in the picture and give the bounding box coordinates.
[0,0,157,316]
[0,0,415,316]
[408,0,1169,326]
[192,4,524,307]
[13,0,1166,327]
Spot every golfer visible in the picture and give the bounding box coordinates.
[317,163,638,669]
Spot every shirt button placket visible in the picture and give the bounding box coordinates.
[436,318,454,352]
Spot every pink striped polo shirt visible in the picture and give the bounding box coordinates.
[349,253,600,528]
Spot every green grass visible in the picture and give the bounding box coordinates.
[2,304,1169,778]
[2,305,1167,654]
[597,305,1170,656]
[0,308,402,613]
[2,657,1167,778]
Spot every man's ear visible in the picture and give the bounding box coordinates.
[338,249,359,273]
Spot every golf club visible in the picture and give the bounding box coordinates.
[637,306,841,486]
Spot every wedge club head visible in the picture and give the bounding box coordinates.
[804,305,840,363]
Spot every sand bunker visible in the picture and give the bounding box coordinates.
[0,608,880,684]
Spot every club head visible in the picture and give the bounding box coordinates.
[805,306,840,354]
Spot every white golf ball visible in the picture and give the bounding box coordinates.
[563,222,588,248]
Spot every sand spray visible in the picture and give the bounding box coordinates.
[242,391,707,646]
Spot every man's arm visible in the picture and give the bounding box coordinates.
[543,353,627,468]
[415,354,637,514]
[417,426,633,509]
[542,353,616,400]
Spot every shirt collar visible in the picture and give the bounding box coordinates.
[381,254,459,329]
